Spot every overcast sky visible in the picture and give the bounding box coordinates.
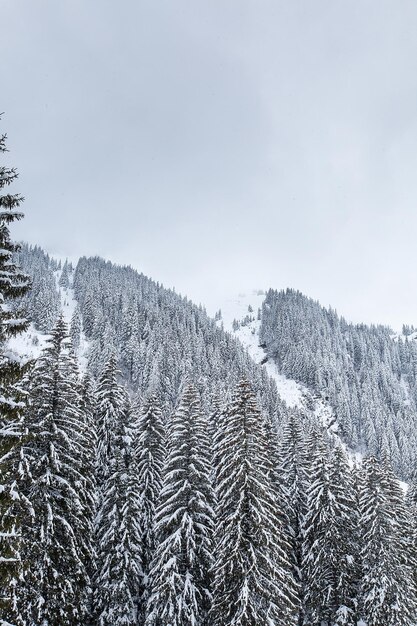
[3,1,417,329]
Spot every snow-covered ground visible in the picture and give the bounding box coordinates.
[217,290,305,409]
[7,323,49,363]
[217,291,343,432]
[216,291,410,489]
[215,290,374,467]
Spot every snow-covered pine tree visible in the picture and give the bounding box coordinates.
[359,456,416,626]
[146,384,214,626]
[328,446,359,625]
[278,411,308,601]
[302,438,358,626]
[70,305,82,353]
[211,379,298,626]
[79,370,98,607]
[0,123,31,620]
[135,394,166,622]
[59,259,70,289]
[94,355,126,492]
[381,454,416,578]
[407,469,417,596]
[16,316,92,625]
[94,392,142,626]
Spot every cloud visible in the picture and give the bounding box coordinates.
[3,0,417,328]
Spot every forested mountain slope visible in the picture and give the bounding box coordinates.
[259,288,417,477]
[14,247,417,479]
[6,243,417,625]
[13,248,291,422]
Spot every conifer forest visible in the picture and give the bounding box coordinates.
[2,114,417,626]
[5,3,417,625]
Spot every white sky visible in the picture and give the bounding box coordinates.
[3,0,417,329]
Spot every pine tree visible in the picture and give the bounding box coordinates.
[328,446,358,625]
[302,439,359,625]
[279,411,308,596]
[0,122,30,620]
[359,456,416,625]
[94,355,126,491]
[146,384,214,626]
[94,393,142,626]
[70,305,82,353]
[79,371,98,613]
[16,316,92,625]
[211,379,298,626]
[135,394,166,622]
[407,468,417,597]
[59,259,70,289]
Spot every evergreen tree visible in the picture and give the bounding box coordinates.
[0,123,30,620]
[16,316,92,625]
[328,446,358,625]
[94,355,126,490]
[407,468,417,595]
[302,440,358,625]
[146,384,214,626]
[135,394,166,622]
[279,411,308,596]
[59,259,70,289]
[359,456,416,625]
[211,380,298,626]
[70,305,82,353]
[94,393,142,626]
[79,371,98,613]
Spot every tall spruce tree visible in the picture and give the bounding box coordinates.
[407,468,417,597]
[79,370,98,614]
[70,305,82,353]
[94,355,126,491]
[359,456,416,626]
[302,439,358,625]
[94,392,142,626]
[211,379,298,626]
[146,384,214,626]
[16,316,92,625]
[0,123,30,621]
[279,411,308,604]
[135,394,166,622]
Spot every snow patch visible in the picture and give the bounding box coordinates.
[215,291,304,408]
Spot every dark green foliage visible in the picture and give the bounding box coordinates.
[94,391,142,626]
[146,384,214,625]
[16,317,93,625]
[135,394,166,621]
[0,124,30,619]
[212,380,298,626]
[359,456,416,626]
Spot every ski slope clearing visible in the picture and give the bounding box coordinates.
[216,290,310,409]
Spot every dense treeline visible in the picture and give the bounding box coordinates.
[71,255,284,419]
[5,320,417,625]
[260,288,417,478]
[2,124,417,626]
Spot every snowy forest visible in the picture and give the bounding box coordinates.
[2,129,417,626]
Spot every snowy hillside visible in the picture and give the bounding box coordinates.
[216,290,305,408]
[216,290,344,424]
[215,290,376,473]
